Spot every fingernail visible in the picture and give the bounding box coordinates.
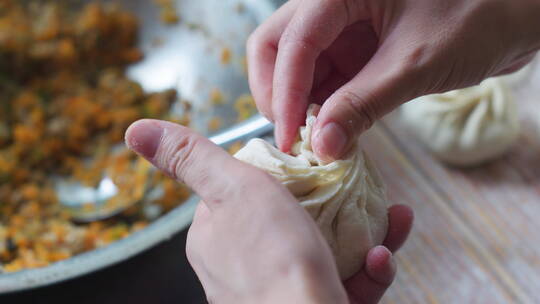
[313,122,348,161]
[125,120,163,159]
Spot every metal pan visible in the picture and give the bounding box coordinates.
[0,0,283,293]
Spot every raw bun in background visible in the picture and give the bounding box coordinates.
[400,78,519,167]
[234,105,389,280]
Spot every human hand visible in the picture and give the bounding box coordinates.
[247,0,540,162]
[125,119,413,304]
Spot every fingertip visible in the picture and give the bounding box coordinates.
[312,121,349,162]
[125,119,164,160]
[127,119,248,206]
[365,246,396,286]
[390,204,415,225]
[384,204,414,253]
[274,122,284,151]
[275,122,295,153]
[344,246,395,303]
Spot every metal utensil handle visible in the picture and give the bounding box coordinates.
[209,115,273,147]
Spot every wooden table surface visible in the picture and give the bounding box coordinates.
[364,65,540,304]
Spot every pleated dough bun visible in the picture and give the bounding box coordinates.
[401,78,519,167]
[234,106,388,280]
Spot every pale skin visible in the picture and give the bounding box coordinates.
[247,0,540,162]
[125,120,413,304]
[125,0,540,302]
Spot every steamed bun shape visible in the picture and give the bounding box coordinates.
[400,78,519,167]
[234,106,388,280]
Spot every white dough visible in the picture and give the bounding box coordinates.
[234,106,388,280]
[400,78,519,166]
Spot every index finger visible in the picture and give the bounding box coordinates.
[247,0,300,120]
[272,0,362,151]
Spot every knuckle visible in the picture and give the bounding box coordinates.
[165,133,205,182]
[400,45,432,82]
[246,26,275,55]
[335,90,378,130]
[279,28,323,54]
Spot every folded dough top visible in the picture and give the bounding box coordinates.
[234,105,388,280]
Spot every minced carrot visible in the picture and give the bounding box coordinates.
[234,94,257,122]
[210,88,225,105]
[208,117,222,131]
[227,141,244,155]
[0,1,191,273]
[220,47,232,64]
[155,0,180,25]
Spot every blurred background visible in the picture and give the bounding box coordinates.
[1,0,540,303]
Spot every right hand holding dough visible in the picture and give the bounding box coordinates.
[247,0,540,162]
[125,119,413,304]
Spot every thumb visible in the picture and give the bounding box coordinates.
[312,41,424,162]
[125,119,268,210]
